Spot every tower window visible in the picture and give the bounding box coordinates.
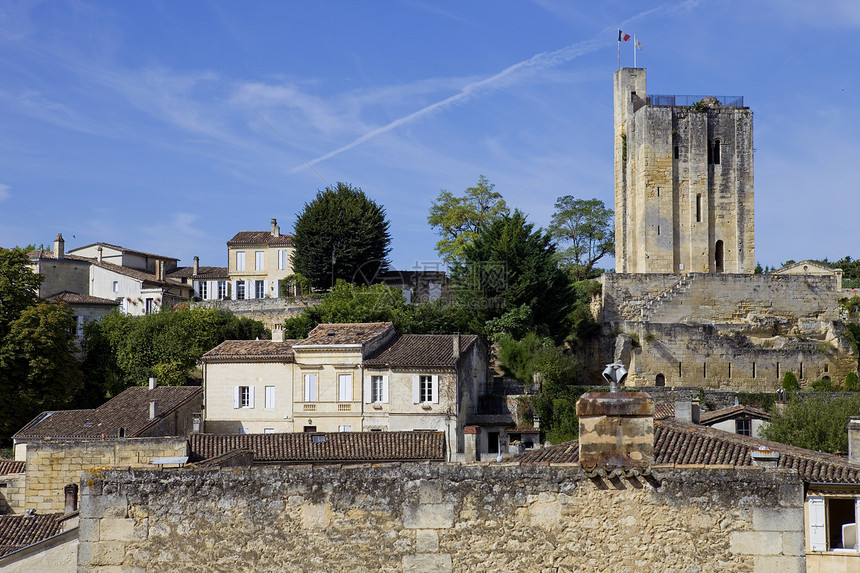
[674,145,679,159]
[715,240,724,273]
[713,139,721,164]
[696,194,702,223]
[657,225,660,236]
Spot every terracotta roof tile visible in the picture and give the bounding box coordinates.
[68,242,178,262]
[298,322,394,346]
[46,291,119,306]
[699,404,771,424]
[13,386,202,440]
[0,461,25,476]
[202,340,299,361]
[27,250,90,262]
[364,334,478,367]
[654,403,675,420]
[168,266,229,280]
[189,431,446,463]
[516,417,860,483]
[0,514,63,556]
[227,231,294,247]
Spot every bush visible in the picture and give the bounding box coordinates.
[782,371,799,392]
[846,371,860,392]
[763,394,860,453]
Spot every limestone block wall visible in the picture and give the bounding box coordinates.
[0,474,26,514]
[24,438,187,513]
[194,297,318,329]
[78,464,804,572]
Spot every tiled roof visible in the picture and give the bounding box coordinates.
[90,259,182,288]
[46,291,119,306]
[516,418,860,483]
[189,431,446,464]
[227,231,294,247]
[364,334,478,368]
[0,514,63,557]
[168,266,229,280]
[13,386,202,440]
[27,250,90,263]
[0,461,25,475]
[699,404,771,424]
[202,340,299,362]
[654,403,675,420]
[298,322,394,346]
[68,242,178,262]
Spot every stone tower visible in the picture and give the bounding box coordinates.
[613,68,754,274]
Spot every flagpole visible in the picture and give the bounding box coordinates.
[617,30,621,70]
[634,35,637,68]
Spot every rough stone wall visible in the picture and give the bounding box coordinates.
[0,474,25,514]
[194,297,319,329]
[24,438,187,513]
[78,464,804,572]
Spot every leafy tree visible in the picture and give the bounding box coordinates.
[782,371,799,392]
[0,247,42,335]
[81,307,267,396]
[763,395,860,454]
[428,176,509,266]
[754,262,764,275]
[292,182,391,290]
[451,210,573,342]
[549,196,614,280]
[846,371,860,392]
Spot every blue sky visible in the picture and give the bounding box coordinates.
[1,0,859,272]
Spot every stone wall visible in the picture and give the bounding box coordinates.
[24,438,187,513]
[194,297,319,329]
[78,463,804,572]
[0,473,25,514]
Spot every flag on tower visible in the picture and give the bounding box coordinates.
[635,37,643,50]
[618,30,631,42]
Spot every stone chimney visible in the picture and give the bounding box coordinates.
[64,484,78,514]
[272,324,284,343]
[453,333,460,358]
[750,445,780,469]
[193,256,199,276]
[675,398,701,424]
[97,246,103,263]
[148,376,157,390]
[149,400,158,420]
[53,233,64,260]
[271,218,280,237]
[577,390,654,470]
[849,418,860,463]
[158,260,165,281]
[463,425,480,462]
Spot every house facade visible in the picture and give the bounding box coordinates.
[227,218,296,299]
[201,322,488,459]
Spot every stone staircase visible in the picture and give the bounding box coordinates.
[638,274,695,322]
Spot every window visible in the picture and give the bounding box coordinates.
[696,194,702,223]
[217,281,227,299]
[233,385,254,409]
[713,139,721,165]
[338,373,352,402]
[303,426,317,433]
[112,280,119,293]
[278,250,288,270]
[264,428,275,434]
[674,145,679,159]
[655,373,665,387]
[255,280,266,299]
[303,373,318,402]
[236,281,246,300]
[371,375,385,403]
[198,281,208,299]
[145,298,154,314]
[413,375,438,404]
[808,496,860,552]
[236,251,245,271]
[735,418,751,436]
[265,386,275,409]
[255,251,264,271]
[338,425,352,432]
[715,240,724,273]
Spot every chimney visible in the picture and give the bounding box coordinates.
[148,376,157,390]
[53,233,64,260]
[453,333,460,358]
[463,425,480,462]
[271,218,280,237]
[64,484,78,514]
[149,400,158,420]
[849,418,860,463]
[750,445,780,469]
[577,390,654,470]
[97,246,103,263]
[193,256,199,276]
[675,398,700,423]
[159,261,166,281]
[272,324,284,343]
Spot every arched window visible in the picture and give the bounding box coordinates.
[715,240,724,273]
[656,373,666,387]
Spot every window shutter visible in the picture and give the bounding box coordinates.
[412,375,420,404]
[431,375,439,404]
[247,279,255,299]
[365,376,373,403]
[382,375,389,403]
[233,386,240,409]
[808,496,826,551]
[248,386,255,408]
[231,281,238,300]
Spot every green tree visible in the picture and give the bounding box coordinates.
[763,395,860,453]
[292,182,391,290]
[549,196,614,280]
[0,302,84,438]
[782,371,799,392]
[451,210,573,342]
[81,307,267,396]
[846,371,860,392]
[428,176,509,266]
[0,247,42,335]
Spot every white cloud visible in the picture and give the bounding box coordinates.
[0,183,10,201]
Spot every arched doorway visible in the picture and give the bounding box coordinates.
[655,373,666,387]
[715,240,724,273]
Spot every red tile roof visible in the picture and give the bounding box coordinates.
[189,431,446,464]
[364,334,479,368]
[168,266,229,280]
[227,231,294,247]
[68,242,178,262]
[202,340,299,362]
[699,404,772,424]
[298,322,394,346]
[27,250,90,262]
[0,514,63,556]
[46,291,119,306]
[13,386,202,440]
[516,418,860,483]
[654,403,675,420]
[0,461,25,476]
